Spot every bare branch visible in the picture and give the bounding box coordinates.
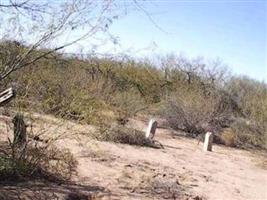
[0,0,122,81]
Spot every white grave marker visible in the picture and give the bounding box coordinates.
[203,132,213,151]
[145,119,157,140]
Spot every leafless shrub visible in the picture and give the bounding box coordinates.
[161,91,234,138]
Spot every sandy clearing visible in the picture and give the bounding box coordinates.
[0,114,266,200]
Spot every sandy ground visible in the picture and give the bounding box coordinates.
[0,114,266,200]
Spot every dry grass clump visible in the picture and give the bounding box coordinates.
[118,166,188,199]
[208,120,265,149]
[216,119,266,149]
[257,159,267,170]
[93,125,151,146]
[0,114,77,182]
[230,119,266,149]
[0,140,77,182]
[220,128,236,147]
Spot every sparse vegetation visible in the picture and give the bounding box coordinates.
[220,128,236,147]
[1,1,266,199]
[1,42,266,150]
[0,114,77,182]
[93,124,150,146]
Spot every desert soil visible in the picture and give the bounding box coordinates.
[0,113,266,200]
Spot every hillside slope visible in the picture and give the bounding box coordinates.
[0,114,266,200]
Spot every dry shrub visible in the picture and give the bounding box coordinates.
[111,89,147,125]
[160,90,232,137]
[2,46,266,150]
[230,119,266,149]
[93,124,150,146]
[33,146,77,181]
[118,167,187,199]
[5,56,164,126]
[0,115,77,182]
[0,140,77,182]
[226,77,267,149]
[220,128,236,147]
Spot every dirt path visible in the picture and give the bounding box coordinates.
[0,114,267,199]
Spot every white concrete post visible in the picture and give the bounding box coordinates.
[203,132,213,152]
[145,119,157,140]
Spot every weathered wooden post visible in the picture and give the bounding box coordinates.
[12,114,27,145]
[0,88,26,145]
[145,119,157,140]
[203,132,213,152]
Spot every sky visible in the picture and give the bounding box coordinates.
[102,0,267,82]
[1,0,265,81]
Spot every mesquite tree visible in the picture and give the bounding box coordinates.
[0,0,124,81]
